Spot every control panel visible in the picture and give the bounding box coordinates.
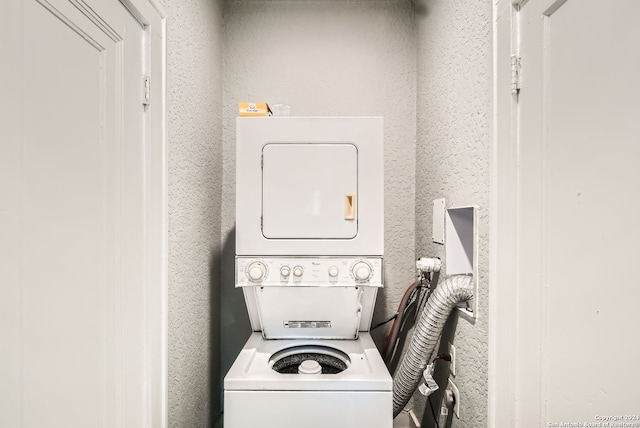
[236,257,383,287]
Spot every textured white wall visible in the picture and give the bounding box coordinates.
[414,0,491,427]
[160,0,224,426]
[220,0,417,386]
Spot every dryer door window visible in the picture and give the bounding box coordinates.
[262,143,358,239]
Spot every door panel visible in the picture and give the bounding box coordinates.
[22,3,104,426]
[517,0,640,424]
[262,143,358,239]
[0,0,146,426]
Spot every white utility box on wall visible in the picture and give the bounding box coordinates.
[445,206,478,320]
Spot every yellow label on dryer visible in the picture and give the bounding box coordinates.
[239,102,271,116]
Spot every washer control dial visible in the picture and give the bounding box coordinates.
[352,261,372,281]
[280,265,291,277]
[328,266,339,278]
[247,261,267,282]
[292,266,304,277]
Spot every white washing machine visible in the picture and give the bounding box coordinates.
[225,117,391,428]
[224,332,391,428]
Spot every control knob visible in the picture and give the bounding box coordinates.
[352,261,372,281]
[280,266,291,277]
[293,266,304,277]
[247,261,267,282]
[328,266,339,278]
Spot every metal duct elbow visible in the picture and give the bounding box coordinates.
[392,274,473,418]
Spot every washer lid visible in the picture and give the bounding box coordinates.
[261,143,358,239]
[253,285,363,339]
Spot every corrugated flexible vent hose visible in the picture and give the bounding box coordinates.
[392,274,473,418]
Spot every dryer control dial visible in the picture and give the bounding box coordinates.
[352,261,372,281]
[247,261,267,282]
[280,266,291,277]
[292,266,304,277]
[328,266,339,277]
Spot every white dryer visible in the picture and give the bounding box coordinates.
[235,116,384,256]
[225,117,391,428]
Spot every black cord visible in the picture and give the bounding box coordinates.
[415,286,428,318]
[418,271,438,316]
[404,285,424,315]
[372,284,424,332]
[428,395,441,428]
[370,313,398,330]
[400,291,417,320]
[384,284,424,363]
[433,353,452,363]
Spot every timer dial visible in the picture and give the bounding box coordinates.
[352,261,372,281]
[247,261,267,282]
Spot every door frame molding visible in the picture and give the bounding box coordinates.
[117,0,167,425]
[489,0,519,426]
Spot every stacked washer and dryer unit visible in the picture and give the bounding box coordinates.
[224,117,392,428]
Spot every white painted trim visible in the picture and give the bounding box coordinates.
[117,0,167,426]
[489,0,518,427]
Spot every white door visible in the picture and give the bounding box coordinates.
[0,0,162,426]
[516,0,640,424]
[262,143,358,239]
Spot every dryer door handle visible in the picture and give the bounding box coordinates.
[344,194,356,220]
